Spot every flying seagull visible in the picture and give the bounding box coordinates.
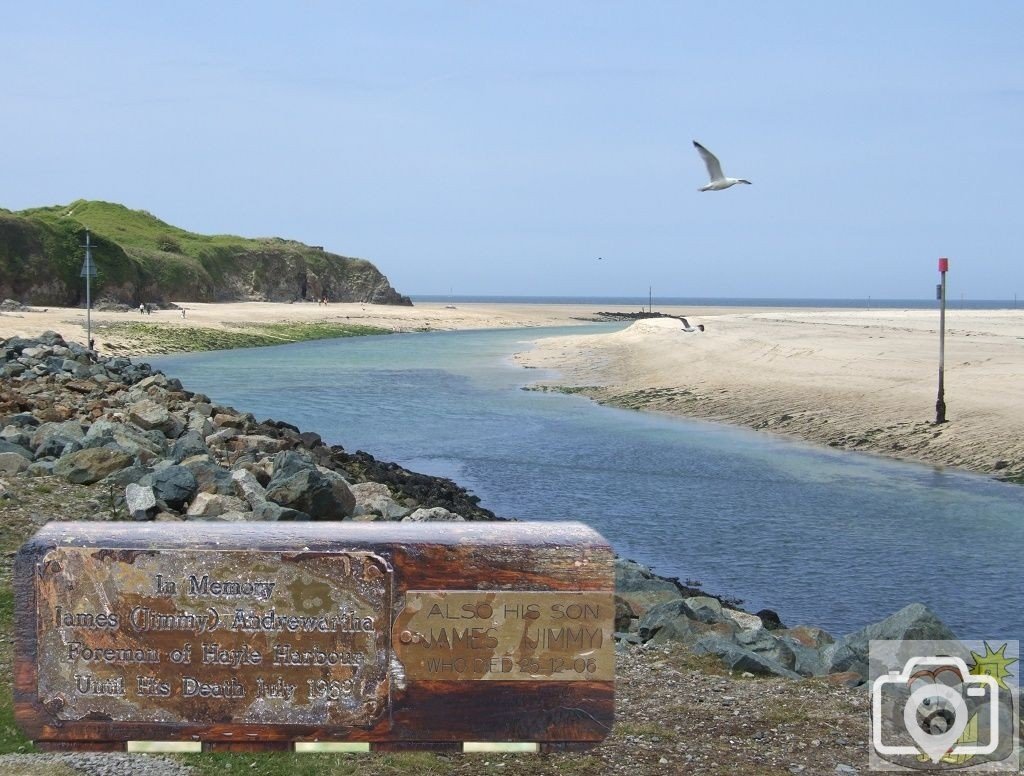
[693,141,751,191]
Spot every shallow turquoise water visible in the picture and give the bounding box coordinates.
[151,326,1024,638]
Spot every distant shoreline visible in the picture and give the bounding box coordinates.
[411,294,1022,311]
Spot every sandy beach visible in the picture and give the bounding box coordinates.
[2,301,1021,480]
[0,301,606,351]
[515,308,1024,481]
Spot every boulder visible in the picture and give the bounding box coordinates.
[614,597,636,631]
[26,461,55,477]
[228,434,287,456]
[31,420,85,455]
[125,483,157,521]
[822,603,956,678]
[402,507,464,522]
[684,596,726,624]
[171,430,209,462]
[614,558,682,617]
[351,483,409,520]
[149,465,198,511]
[83,419,166,460]
[0,452,30,475]
[734,628,797,671]
[691,635,803,679]
[250,501,312,521]
[637,599,699,641]
[181,457,235,495]
[0,440,33,460]
[722,609,764,631]
[231,468,267,507]
[186,492,247,517]
[265,460,354,520]
[54,448,133,485]
[0,412,40,429]
[128,399,184,438]
[777,625,834,649]
[650,618,735,647]
[756,609,786,631]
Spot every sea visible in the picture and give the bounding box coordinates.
[149,300,1024,639]
[412,294,1021,310]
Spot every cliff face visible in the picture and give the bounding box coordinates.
[0,201,411,307]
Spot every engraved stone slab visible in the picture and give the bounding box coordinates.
[35,547,391,727]
[393,591,614,681]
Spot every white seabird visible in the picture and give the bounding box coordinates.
[693,141,751,192]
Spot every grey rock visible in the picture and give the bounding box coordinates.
[231,468,267,507]
[129,399,184,438]
[271,449,317,479]
[637,599,699,641]
[171,430,209,462]
[150,465,198,511]
[0,451,30,475]
[823,603,956,679]
[735,628,797,670]
[1,412,39,428]
[83,419,166,461]
[31,420,85,454]
[251,501,312,521]
[402,506,464,521]
[350,482,409,519]
[186,492,247,517]
[614,557,682,617]
[691,635,803,679]
[265,453,354,519]
[53,448,133,485]
[125,483,158,521]
[180,457,234,495]
[26,460,55,476]
[0,439,33,459]
[99,465,154,490]
[684,596,726,624]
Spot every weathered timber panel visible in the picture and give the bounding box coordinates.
[15,522,614,747]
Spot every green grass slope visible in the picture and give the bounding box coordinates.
[1,200,411,307]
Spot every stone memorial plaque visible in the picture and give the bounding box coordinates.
[34,547,392,727]
[17,522,615,750]
[393,591,614,681]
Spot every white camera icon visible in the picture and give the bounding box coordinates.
[872,655,1000,762]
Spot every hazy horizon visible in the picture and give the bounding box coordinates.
[5,2,1023,300]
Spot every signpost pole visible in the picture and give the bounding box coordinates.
[935,257,949,424]
[80,231,97,353]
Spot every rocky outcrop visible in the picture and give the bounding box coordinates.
[0,201,411,307]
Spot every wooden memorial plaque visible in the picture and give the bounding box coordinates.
[14,522,614,751]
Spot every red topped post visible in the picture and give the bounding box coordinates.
[935,258,949,424]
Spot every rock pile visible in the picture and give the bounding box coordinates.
[1,332,495,523]
[614,557,956,682]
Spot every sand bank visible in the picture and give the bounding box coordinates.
[514,309,1024,481]
[0,301,615,354]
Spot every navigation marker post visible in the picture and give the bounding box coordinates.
[935,257,949,424]
[80,230,97,352]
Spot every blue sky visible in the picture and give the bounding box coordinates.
[4,2,1022,299]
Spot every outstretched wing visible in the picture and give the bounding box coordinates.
[693,140,724,182]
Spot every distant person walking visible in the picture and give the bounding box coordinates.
[181,308,186,318]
